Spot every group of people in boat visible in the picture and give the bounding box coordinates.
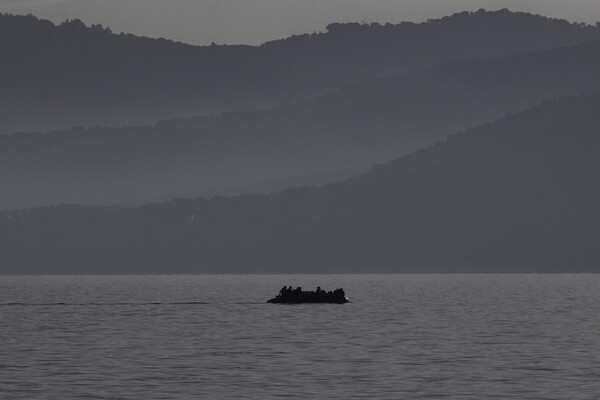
[270,286,347,303]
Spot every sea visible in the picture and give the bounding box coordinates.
[1,274,599,399]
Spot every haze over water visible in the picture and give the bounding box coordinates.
[2,274,599,399]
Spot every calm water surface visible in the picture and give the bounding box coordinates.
[1,274,600,399]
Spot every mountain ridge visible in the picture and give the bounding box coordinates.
[3,8,600,134]
[5,37,600,209]
[1,93,599,274]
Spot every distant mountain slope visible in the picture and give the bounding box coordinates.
[1,93,599,274]
[4,39,600,209]
[2,9,600,134]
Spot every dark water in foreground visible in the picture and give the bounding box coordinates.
[1,274,600,399]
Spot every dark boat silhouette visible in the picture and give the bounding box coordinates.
[268,286,349,304]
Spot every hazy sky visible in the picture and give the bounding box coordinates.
[1,0,600,45]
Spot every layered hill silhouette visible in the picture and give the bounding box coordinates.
[2,93,599,274]
[2,9,600,134]
[5,39,600,209]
